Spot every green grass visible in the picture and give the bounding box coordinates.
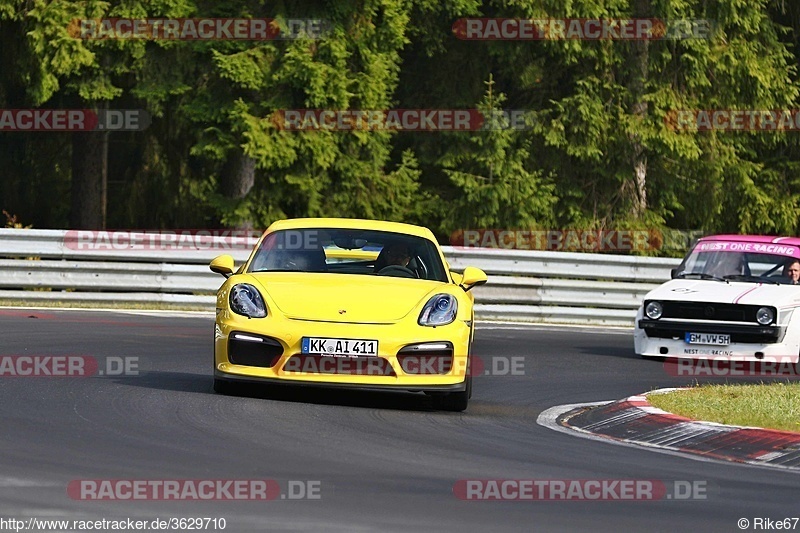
[648,383,800,433]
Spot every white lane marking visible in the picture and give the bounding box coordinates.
[478,322,631,335]
[0,477,60,487]
[537,402,800,473]
[646,387,687,395]
[0,306,214,318]
[0,509,84,516]
[111,310,214,318]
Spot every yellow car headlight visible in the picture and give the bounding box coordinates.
[419,294,457,326]
[230,284,267,319]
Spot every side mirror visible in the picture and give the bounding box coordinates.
[670,268,679,279]
[210,255,235,278]
[460,266,487,292]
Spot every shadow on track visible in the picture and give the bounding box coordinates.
[114,370,447,412]
[578,344,640,360]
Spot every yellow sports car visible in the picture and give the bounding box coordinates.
[209,218,487,411]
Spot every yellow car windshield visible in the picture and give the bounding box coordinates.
[248,228,448,282]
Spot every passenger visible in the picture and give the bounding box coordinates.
[707,252,745,278]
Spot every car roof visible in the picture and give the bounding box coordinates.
[698,234,800,246]
[264,218,438,241]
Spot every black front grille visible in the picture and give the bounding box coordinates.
[638,320,785,344]
[228,332,283,367]
[651,301,775,324]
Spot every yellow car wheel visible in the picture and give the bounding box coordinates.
[431,375,471,411]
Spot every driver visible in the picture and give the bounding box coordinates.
[383,243,411,268]
[281,250,310,271]
[784,259,800,284]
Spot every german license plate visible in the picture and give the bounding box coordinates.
[684,332,731,346]
[301,337,378,357]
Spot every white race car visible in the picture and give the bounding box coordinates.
[634,235,800,362]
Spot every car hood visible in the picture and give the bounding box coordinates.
[249,273,447,323]
[646,279,800,307]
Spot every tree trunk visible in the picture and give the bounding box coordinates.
[631,137,647,217]
[628,0,650,218]
[221,149,256,230]
[70,129,108,229]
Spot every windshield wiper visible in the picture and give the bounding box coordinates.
[674,272,728,282]
[722,274,779,285]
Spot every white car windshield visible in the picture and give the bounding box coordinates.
[675,241,800,283]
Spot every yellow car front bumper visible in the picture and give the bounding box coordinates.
[214,310,472,391]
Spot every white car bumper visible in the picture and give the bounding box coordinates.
[633,307,800,363]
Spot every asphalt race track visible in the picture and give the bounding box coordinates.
[1,309,797,532]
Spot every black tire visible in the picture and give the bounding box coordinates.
[213,378,236,395]
[433,375,471,412]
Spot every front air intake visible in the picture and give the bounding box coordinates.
[228,332,283,367]
[396,342,454,375]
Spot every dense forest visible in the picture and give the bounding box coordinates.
[2,0,800,251]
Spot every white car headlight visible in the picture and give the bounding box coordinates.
[645,301,663,320]
[756,307,774,325]
[419,294,457,326]
[230,284,267,318]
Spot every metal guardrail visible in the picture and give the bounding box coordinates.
[0,229,681,326]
